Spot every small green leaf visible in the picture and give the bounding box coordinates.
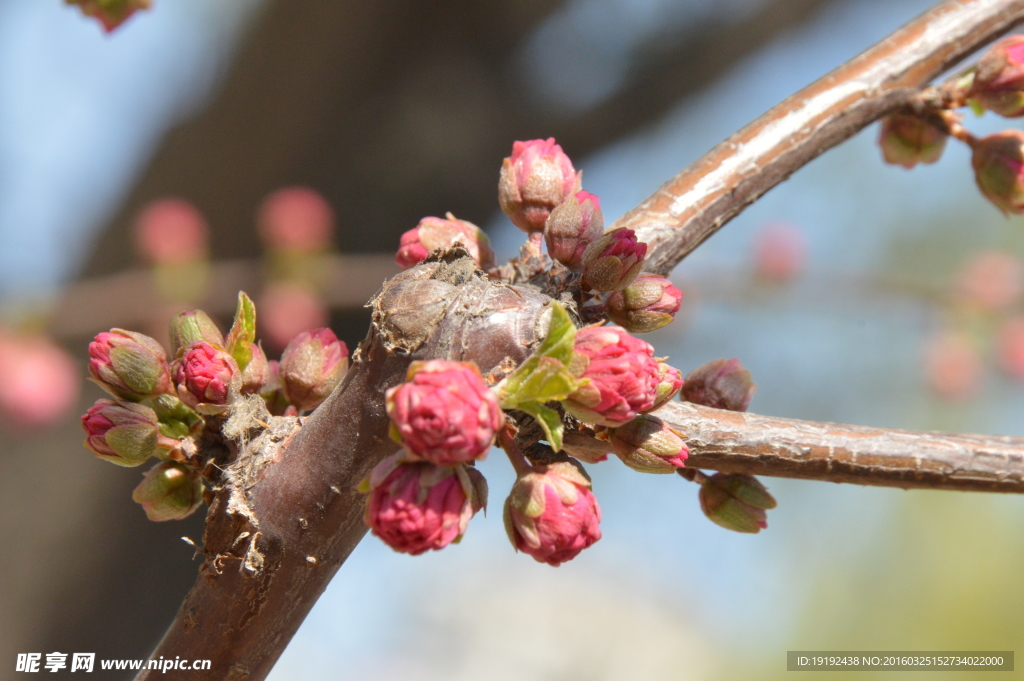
[499,302,581,409]
[534,302,576,366]
[517,401,565,452]
[226,291,257,371]
[968,97,985,117]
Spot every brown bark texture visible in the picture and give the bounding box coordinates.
[136,1,1024,679]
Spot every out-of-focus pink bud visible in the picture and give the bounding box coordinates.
[386,360,502,465]
[362,454,487,555]
[877,114,948,168]
[132,461,204,522]
[972,130,1024,215]
[998,317,1024,381]
[503,460,601,566]
[681,358,756,412]
[239,342,270,395]
[258,282,329,351]
[753,222,806,283]
[545,191,604,269]
[81,398,175,467]
[258,187,335,253]
[649,360,684,412]
[0,333,80,427]
[924,332,982,401]
[609,414,688,474]
[395,213,495,271]
[65,0,151,32]
[133,199,208,265]
[172,341,239,411]
[168,310,224,358]
[970,35,1024,118]
[954,251,1024,311]
[88,329,171,400]
[699,473,776,533]
[563,326,660,427]
[278,328,348,411]
[605,274,682,333]
[499,138,581,233]
[581,228,647,292]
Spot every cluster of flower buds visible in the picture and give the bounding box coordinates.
[81,292,348,521]
[876,37,1024,215]
[64,0,150,32]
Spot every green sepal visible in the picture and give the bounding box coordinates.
[516,401,564,453]
[226,291,257,372]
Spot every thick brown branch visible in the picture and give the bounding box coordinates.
[648,401,1024,493]
[612,0,1024,274]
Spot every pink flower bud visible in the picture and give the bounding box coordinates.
[172,341,239,411]
[609,414,688,473]
[998,317,1024,381]
[88,329,171,401]
[954,251,1024,311]
[924,332,982,401]
[81,398,175,467]
[581,228,648,292]
[499,138,581,233]
[699,473,776,533]
[681,358,756,412]
[972,130,1024,215]
[168,310,224,358]
[133,199,208,265]
[0,333,80,428]
[395,213,496,271]
[362,454,487,555]
[649,360,684,411]
[877,114,948,169]
[386,360,503,465]
[239,342,270,395]
[503,460,602,566]
[258,187,335,252]
[278,328,348,411]
[66,0,151,32]
[753,222,806,283]
[258,282,329,351]
[970,35,1024,117]
[562,326,661,427]
[132,461,204,522]
[544,191,604,269]
[605,274,682,333]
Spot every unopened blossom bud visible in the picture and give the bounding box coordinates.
[972,130,1024,214]
[924,332,982,401]
[65,0,151,32]
[954,251,1024,311]
[239,342,270,395]
[562,326,660,427]
[0,333,80,428]
[649,360,684,412]
[172,341,239,411]
[395,213,495,271]
[132,461,204,522]
[970,35,1024,117]
[362,454,487,555]
[258,187,334,252]
[581,228,648,292]
[278,328,348,411]
[698,473,776,533]
[504,460,602,566]
[605,274,682,333]
[88,329,171,401]
[169,310,224,357]
[877,113,947,168]
[386,360,502,465]
[544,191,604,269]
[499,138,581,233]
[133,198,208,265]
[681,358,755,412]
[609,414,688,474]
[82,398,175,467]
[258,281,329,351]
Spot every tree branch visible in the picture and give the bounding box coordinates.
[612,0,1024,274]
